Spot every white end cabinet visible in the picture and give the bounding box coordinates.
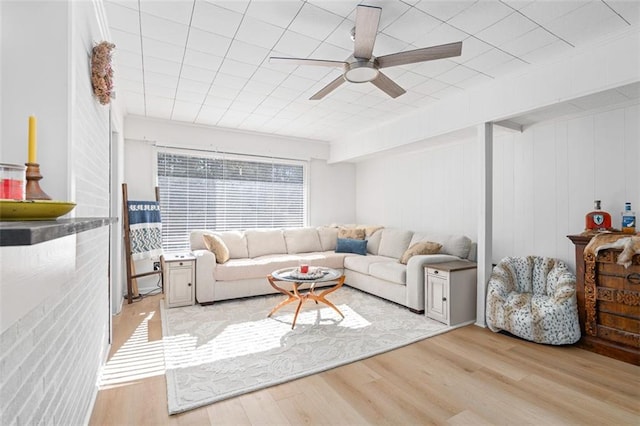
[161,253,196,308]
[425,260,477,326]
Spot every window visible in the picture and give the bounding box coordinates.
[157,151,306,252]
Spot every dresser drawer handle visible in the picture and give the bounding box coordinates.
[627,273,640,284]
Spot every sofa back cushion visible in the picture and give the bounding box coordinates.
[190,230,248,259]
[317,227,339,251]
[366,229,383,255]
[410,232,472,259]
[284,228,322,254]
[377,229,413,259]
[245,229,287,258]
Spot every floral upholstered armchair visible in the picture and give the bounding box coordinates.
[486,256,581,345]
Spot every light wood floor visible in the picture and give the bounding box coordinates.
[90,293,640,425]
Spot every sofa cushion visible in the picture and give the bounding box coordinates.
[215,255,299,281]
[369,262,406,285]
[359,224,384,238]
[344,255,393,274]
[366,228,383,255]
[216,230,249,259]
[284,228,322,254]
[317,226,339,251]
[335,238,367,255]
[378,229,413,259]
[245,229,286,258]
[410,232,471,259]
[399,241,442,265]
[202,234,230,264]
[338,227,365,240]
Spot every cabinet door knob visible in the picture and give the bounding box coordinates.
[188,283,192,287]
[434,270,438,274]
[442,297,447,301]
[179,262,183,266]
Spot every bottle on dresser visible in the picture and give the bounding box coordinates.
[585,200,612,231]
[621,202,636,234]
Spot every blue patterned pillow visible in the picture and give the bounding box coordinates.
[335,238,367,255]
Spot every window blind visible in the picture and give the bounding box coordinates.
[157,151,305,252]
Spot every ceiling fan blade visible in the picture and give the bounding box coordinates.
[310,75,346,100]
[371,72,406,98]
[353,5,381,60]
[376,41,463,69]
[269,57,347,67]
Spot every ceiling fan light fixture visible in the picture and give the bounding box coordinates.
[344,61,379,83]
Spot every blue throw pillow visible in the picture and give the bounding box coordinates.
[335,238,367,255]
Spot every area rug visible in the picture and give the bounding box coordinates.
[160,286,453,414]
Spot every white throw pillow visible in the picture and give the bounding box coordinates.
[245,229,287,258]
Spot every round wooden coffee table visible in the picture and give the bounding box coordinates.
[267,267,345,329]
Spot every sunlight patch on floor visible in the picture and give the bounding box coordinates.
[164,304,371,370]
[99,312,165,388]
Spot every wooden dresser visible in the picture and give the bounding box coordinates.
[568,234,639,365]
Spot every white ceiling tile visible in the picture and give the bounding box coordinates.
[414,0,477,22]
[177,77,211,94]
[141,37,184,63]
[235,16,285,50]
[289,3,343,41]
[187,28,232,57]
[114,51,143,71]
[244,0,304,29]
[448,1,514,34]
[217,59,258,79]
[452,36,494,63]
[307,0,356,17]
[520,38,573,64]
[144,70,178,89]
[393,71,430,89]
[476,11,538,46]
[191,1,243,38]
[144,56,182,77]
[195,105,227,124]
[208,85,240,100]
[366,0,412,29]
[273,30,323,58]
[210,1,250,15]
[309,42,351,61]
[183,49,223,71]
[430,84,464,99]
[413,23,467,48]
[171,101,200,122]
[251,67,289,86]
[243,79,275,96]
[325,20,360,51]
[411,78,450,96]
[140,13,189,45]
[145,94,173,119]
[500,27,559,57]
[271,85,305,101]
[180,64,216,83]
[260,96,291,109]
[204,95,233,110]
[226,40,270,66]
[110,28,141,55]
[455,72,494,89]
[174,86,205,104]
[500,0,536,11]
[411,58,458,78]
[519,1,589,25]
[464,49,516,73]
[545,2,627,45]
[213,72,247,90]
[484,57,526,78]
[382,7,442,44]
[291,65,334,81]
[234,91,265,105]
[122,91,146,115]
[372,32,411,57]
[433,64,479,84]
[139,1,194,25]
[606,0,640,25]
[105,2,140,34]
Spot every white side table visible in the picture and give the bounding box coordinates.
[425,260,477,326]
[161,253,196,308]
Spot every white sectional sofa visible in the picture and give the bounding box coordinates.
[190,226,476,312]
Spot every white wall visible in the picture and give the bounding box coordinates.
[122,117,356,293]
[493,102,640,270]
[354,101,640,273]
[0,1,114,424]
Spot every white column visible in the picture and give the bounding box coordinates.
[476,122,493,327]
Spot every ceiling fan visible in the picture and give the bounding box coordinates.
[269,4,463,100]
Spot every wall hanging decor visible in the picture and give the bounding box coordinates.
[91,41,115,105]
